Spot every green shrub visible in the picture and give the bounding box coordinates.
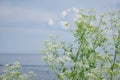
[41,9,120,80]
[0,61,36,80]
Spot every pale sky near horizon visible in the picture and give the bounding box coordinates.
[0,0,120,53]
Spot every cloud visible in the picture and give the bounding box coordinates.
[0,4,56,23]
[0,27,46,34]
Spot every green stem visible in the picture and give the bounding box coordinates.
[110,20,119,80]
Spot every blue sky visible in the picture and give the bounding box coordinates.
[0,0,120,53]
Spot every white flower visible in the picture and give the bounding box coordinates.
[47,18,54,26]
[72,8,79,15]
[61,10,68,17]
[63,56,71,61]
[65,51,72,56]
[82,64,89,69]
[86,73,95,78]
[57,57,64,63]
[90,22,94,25]
[59,21,70,30]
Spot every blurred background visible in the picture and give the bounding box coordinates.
[0,0,119,55]
[0,0,120,80]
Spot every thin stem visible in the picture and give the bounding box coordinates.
[110,18,118,80]
[111,25,117,71]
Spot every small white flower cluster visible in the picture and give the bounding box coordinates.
[0,62,36,80]
[56,56,71,63]
[47,18,54,26]
[46,8,80,30]
[61,10,68,18]
[61,8,79,18]
[59,21,70,30]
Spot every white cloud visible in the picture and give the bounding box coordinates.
[0,4,56,23]
[0,27,46,34]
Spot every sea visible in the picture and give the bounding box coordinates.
[0,53,57,80]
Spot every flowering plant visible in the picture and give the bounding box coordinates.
[0,61,36,80]
[41,9,120,80]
